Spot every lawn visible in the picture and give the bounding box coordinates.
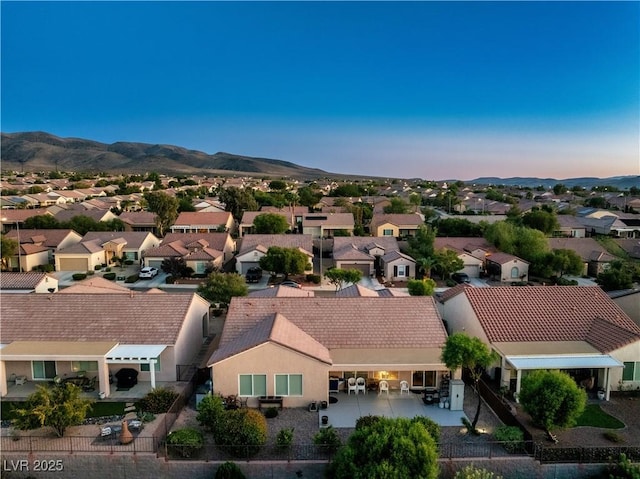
[574,404,625,429]
[1,401,127,421]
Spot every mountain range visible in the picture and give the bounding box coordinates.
[1,131,638,190]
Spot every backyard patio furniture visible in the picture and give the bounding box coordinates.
[82,377,97,392]
[378,380,389,395]
[15,376,27,385]
[115,368,138,389]
[356,377,366,395]
[347,377,357,395]
[400,380,410,395]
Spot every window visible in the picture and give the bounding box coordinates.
[623,362,640,381]
[71,361,98,372]
[239,374,267,396]
[510,267,519,279]
[140,358,161,372]
[32,361,56,380]
[393,265,409,277]
[383,229,394,236]
[275,374,303,396]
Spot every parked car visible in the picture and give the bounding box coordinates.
[245,267,263,283]
[451,272,470,284]
[280,280,301,289]
[139,267,159,279]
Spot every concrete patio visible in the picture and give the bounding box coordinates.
[318,391,468,428]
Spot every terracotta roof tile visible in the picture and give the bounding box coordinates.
[239,234,313,255]
[0,272,51,290]
[460,286,640,352]
[1,293,206,345]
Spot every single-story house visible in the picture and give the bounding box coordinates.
[119,211,159,234]
[547,237,616,276]
[380,250,416,282]
[169,211,235,234]
[437,285,640,400]
[0,272,59,294]
[485,252,529,283]
[554,215,587,238]
[143,232,236,272]
[332,236,402,278]
[302,213,354,238]
[369,213,424,238]
[55,232,161,271]
[4,229,83,272]
[235,234,313,275]
[53,206,119,224]
[0,292,211,398]
[434,238,495,278]
[208,296,451,408]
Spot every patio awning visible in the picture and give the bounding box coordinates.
[506,355,623,370]
[0,341,118,360]
[105,344,166,363]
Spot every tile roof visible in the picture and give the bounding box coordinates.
[119,211,157,226]
[485,252,529,265]
[547,238,611,262]
[58,276,132,294]
[433,237,495,255]
[1,293,206,345]
[0,272,52,290]
[57,238,104,254]
[302,213,354,227]
[460,286,640,352]
[335,284,384,297]
[248,286,315,298]
[238,234,313,255]
[333,236,400,257]
[5,229,81,248]
[381,250,415,263]
[162,233,232,252]
[211,312,332,364]
[370,213,424,229]
[240,211,291,227]
[173,211,232,226]
[215,297,447,356]
[82,231,157,249]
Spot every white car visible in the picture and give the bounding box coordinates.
[139,267,158,279]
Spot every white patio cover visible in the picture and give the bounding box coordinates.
[105,344,166,388]
[506,354,623,370]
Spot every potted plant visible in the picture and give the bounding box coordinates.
[597,388,606,400]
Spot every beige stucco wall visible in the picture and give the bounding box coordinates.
[612,292,640,328]
[438,294,490,343]
[211,342,329,408]
[610,341,640,390]
[173,295,210,367]
[374,223,399,237]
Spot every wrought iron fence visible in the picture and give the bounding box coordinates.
[0,435,157,454]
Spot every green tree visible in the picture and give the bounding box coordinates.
[324,268,363,291]
[409,192,422,212]
[597,260,634,291]
[553,184,566,195]
[253,213,290,234]
[297,186,322,208]
[144,191,179,236]
[406,224,435,262]
[161,257,193,280]
[219,186,259,222]
[441,333,498,432]
[12,383,93,437]
[23,214,61,229]
[62,215,105,236]
[407,278,436,296]
[328,417,439,479]
[268,179,287,191]
[454,465,503,479]
[522,209,559,235]
[383,197,410,214]
[178,197,196,212]
[259,246,311,279]
[197,271,248,305]
[332,184,366,197]
[548,249,584,277]
[1,235,18,271]
[436,218,484,237]
[433,248,464,281]
[415,257,437,279]
[519,370,586,441]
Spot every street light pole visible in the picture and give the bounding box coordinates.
[1,217,21,272]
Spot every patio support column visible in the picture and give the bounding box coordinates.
[149,361,157,389]
[0,360,7,397]
[500,356,509,388]
[605,368,611,401]
[515,369,522,395]
[97,359,111,398]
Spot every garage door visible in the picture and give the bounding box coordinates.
[339,263,371,276]
[58,257,89,271]
[461,265,480,278]
[147,260,163,269]
[241,262,261,275]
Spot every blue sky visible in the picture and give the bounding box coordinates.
[2,1,639,181]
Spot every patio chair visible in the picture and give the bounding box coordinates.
[82,376,97,392]
[356,377,366,395]
[347,377,357,395]
[378,380,389,395]
[400,380,410,395]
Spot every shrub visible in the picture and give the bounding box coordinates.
[355,414,381,430]
[87,270,95,276]
[138,387,178,414]
[264,407,278,419]
[276,427,294,450]
[313,425,342,453]
[603,431,624,443]
[196,394,226,433]
[412,416,441,443]
[445,279,457,287]
[124,259,134,265]
[166,276,176,284]
[454,465,503,479]
[607,453,640,479]
[166,427,204,458]
[494,425,524,453]
[306,273,321,284]
[94,265,102,271]
[105,267,111,272]
[72,273,87,281]
[215,408,267,458]
[215,461,246,479]
[125,274,139,283]
[103,272,116,281]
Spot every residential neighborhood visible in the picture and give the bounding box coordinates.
[1,170,639,478]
